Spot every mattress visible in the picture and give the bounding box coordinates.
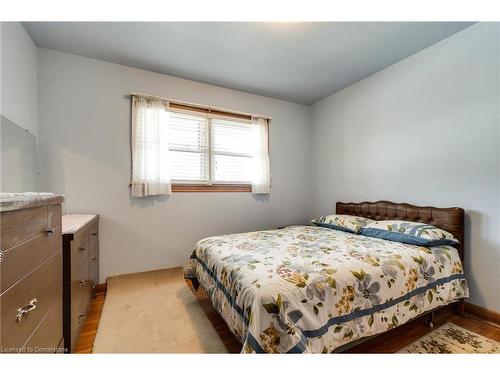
[186,225,468,353]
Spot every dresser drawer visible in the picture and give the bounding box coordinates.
[70,258,91,312]
[1,234,49,294]
[48,204,62,230]
[0,251,61,350]
[73,249,90,282]
[88,219,99,249]
[70,278,91,320]
[69,278,91,350]
[21,303,63,353]
[0,206,48,251]
[90,242,99,287]
[48,205,62,257]
[70,229,90,275]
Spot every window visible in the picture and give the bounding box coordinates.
[130,95,270,196]
[168,112,256,188]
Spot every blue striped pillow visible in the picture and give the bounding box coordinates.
[361,220,459,247]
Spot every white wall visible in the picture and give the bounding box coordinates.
[0,22,39,192]
[37,49,312,281]
[1,22,38,135]
[310,23,500,311]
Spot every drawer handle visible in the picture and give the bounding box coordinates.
[16,298,38,322]
[92,256,97,261]
[79,280,87,288]
[45,227,55,235]
[79,247,86,252]
[91,233,98,236]
[78,313,86,324]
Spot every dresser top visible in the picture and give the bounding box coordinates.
[62,214,99,234]
[0,192,64,212]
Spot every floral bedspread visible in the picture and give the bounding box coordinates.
[186,225,468,353]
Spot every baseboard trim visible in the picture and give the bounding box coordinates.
[95,283,107,294]
[464,302,500,326]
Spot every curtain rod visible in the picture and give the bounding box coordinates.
[129,92,272,121]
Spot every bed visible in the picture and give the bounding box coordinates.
[185,201,469,353]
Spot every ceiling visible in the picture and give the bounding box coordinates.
[23,22,474,105]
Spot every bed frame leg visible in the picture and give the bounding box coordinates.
[191,278,200,291]
[427,311,435,328]
[456,300,466,318]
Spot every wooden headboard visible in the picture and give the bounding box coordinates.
[336,201,465,260]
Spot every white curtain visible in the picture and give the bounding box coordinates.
[131,96,172,197]
[251,117,271,194]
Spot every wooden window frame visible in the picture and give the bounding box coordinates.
[169,102,252,121]
[171,183,252,193]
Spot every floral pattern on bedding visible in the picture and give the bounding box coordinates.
[186,225,468,353]
[311,214,373,233]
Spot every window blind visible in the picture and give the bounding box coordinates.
[168,112,209,182]
[211,118,254,183]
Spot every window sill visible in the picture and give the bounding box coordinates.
[171,183,252,192]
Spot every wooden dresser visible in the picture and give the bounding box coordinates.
[0,193,64,353]
[62,214,99,353]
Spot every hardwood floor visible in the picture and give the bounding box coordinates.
[74,280,500,354]
[73,291,106,354]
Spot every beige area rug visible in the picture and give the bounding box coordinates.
[398,322,500,354]
[92,268,228,353]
